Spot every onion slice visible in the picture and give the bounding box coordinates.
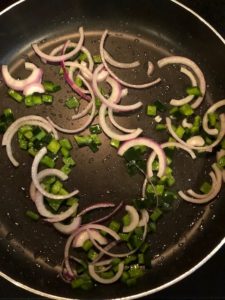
[32,27,84,63]
[158,56,206,109]
[103,49,140,69]
[2,62,43,91]
[88,262,124,284]
[23,82,45,96]
[31,147,79,200]
[123,205,140,233]
[202,99,225,136]
[100,30,161,89]
[118,137,167,178]
[73,229,107,248]
[138,209,149,227]
[53,217,81,235]
[108,109,135,133]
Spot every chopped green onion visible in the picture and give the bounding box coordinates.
[119,232,131,241]
[51,180,63,194]
[46,198,63,212]
[89,124,102,134]
[128,264,145,278]
[179,104,194,116]
[59,138,72,150]
[47,139,61,154]
[109,220,121,232]
[122,213,131,226]
[155,124,166,131]
[153,100,167,112]
[186,86,202,97]
[110,138,120,149]
[8,89,24,102]
[32,93,43,105]
[218,155,225,168]
[175,125,185,138]
[60,164,72,175]
[87,249,98,261]
[74,135,93,147]
[146,105,157,116]
[200,182,212,194]
[42,94,53,104]
[65,96,80,109]
[208,113,218,127]
[150,208,162,222]
[93,55,102,64]
[40,155,55,168]
[43,81,61,93]
[82,240,93,252]
[74,77,83,87]
[124,255,137,265]
[62,156,76,167]
[60,147,70,158]
[78,52,88,62]
[26,210,39,221]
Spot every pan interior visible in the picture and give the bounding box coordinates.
[0,0,225,299]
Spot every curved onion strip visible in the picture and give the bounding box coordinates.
[182,118,192,129]
[100,30,161,88]
[108,109,135,133]
[23,82,45,96]
[170,67,197,106]
[45,204,78,223]
[93,241,118,263]
[88,262,124,284]
[99,104,143,141]
[187,171,217,199]
[179,164,222,204]
[123,205,140,233]
[90,201,123,224]
[166,115,225,151]
[158,56,206,109]
[147,61,154,76]
[118,137,166,178]
[47,75,96,134]
[65,61,92,82]
[142,178,148,199]
[78,202,115,217]
[3,119,58,167]
[103,49,140,69]
[49,42,94,72]
[31,147,79,200]
[83,224,120,241]
[53,217,81,235]
[222,170,225,183]
[90,259,113,267]
[217,149,225,161]
[186,136,205,147]
[32,27,84,63]
[2,62,43,91]
[93,65,142,112]
[73,229,107,248]
[138,209,149,227]
[203,99,225,136]
[147,141,196,178]
[29,182,37,202]
[71,101,93,120]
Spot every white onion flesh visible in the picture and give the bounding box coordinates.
[23,82,45,96]
[123,205,140,233]
[182,118,192,129]
[202,99,225,136]
[158,56,206,108]
[53,217,81,235]
[100,30,161,89]
[186,136,205,147]
[170,66,197,106]
[103,49,140,69]
[217,149,225,161]
[138,209,149,227]
[2,62,43,91]
[32,27,84,63]
[88,262,124,284]
[31,147,79,200]
[118,137,167,178]
[73,229,107,248]
[147,61,154,76]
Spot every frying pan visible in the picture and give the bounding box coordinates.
[0,0,225,299]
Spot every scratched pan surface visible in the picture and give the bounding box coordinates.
[0,0,225,299]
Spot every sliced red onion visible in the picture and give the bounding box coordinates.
[108,108,136,133]
[2,62,43,91]
[90,201,123,224]
[100,30,161,89]
[103,49,140,69]
[216,149,225,161]
[65,61,93,82]
[99,104,143,141]
[170,67,197,106]
[32,27,84,63]
[166,115,225,152]
[88,262,124,284]
[186,136,205,147]
[157,56,206,109]
[93,66,143,112]
[81,224,120,241]
[77,202,115,217]
[31,147,79,200]
[29,182,37,202]
[47,75,95,134]
[53,216,81,235]
[147,141,196,178]
[179,164,222,204]
[147,61,154,76]
[45,204,78,223]
[73,229,107,248]
[90,259,113,267]
[182,118,192,129]
[71,101,93,120]
[118,137,167,178]
[138,209,149,227]
[123,205,140,233]
[23,82,45,96]
[202,99,225,136]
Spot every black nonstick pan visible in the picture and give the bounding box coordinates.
[0,1,225,299]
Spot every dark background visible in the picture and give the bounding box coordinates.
[0,0,225,299]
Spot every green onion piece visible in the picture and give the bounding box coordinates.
[112,258,121,266]
[26,210,39,221]
[179,104,194,116]
[51,180,63,194]
[32,94,43,105]
[28,147,38,157]
[128,264,145,278]
[90,134,101,145]
[148,222,157,232]
[71,274,93,290]
[150,208,162,222]
[124,255,137,265]
[60,165,72,175]
[218,155,225,168]
[60,147,70,158]
[47,139,61,154]
[46,199,63,212]
[169,107,180,117]
[100,271,115,279]
[140,243,150,253]
[200,182,212,194]
[153,100,167,112]
[19,139,28,150]
[208,113,218,127]
[175,125,185,138]
[78,52,88,62]
[63,156,76,167]
[138,253,145,264]
[95,97,101,110]
[121,271,129,283]
[24,130,33,140]
[82,239,93,251]
[8,89,24,102]
[186,86,202,96]
[109,220,121,232]
[119,232,131,241]
[74,135,93,147]
[65,96,80,109]
[146,105,157,116]
[74,77,83,87]
[110,138,120,149]
[40,155,55,168]
[66,197,78,206]
[42,94,53,104]
[122,213,131,226]
[59,138,72,150]
[89,124,102,134]
[58,187,69,195]
[43,81,61,93]
[24,95,34,107]
[155,124,166,131]
[221,138,225,150]
[87,249,98,261]
[93,55,102,64]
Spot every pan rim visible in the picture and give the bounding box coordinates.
[0,0,225,299]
